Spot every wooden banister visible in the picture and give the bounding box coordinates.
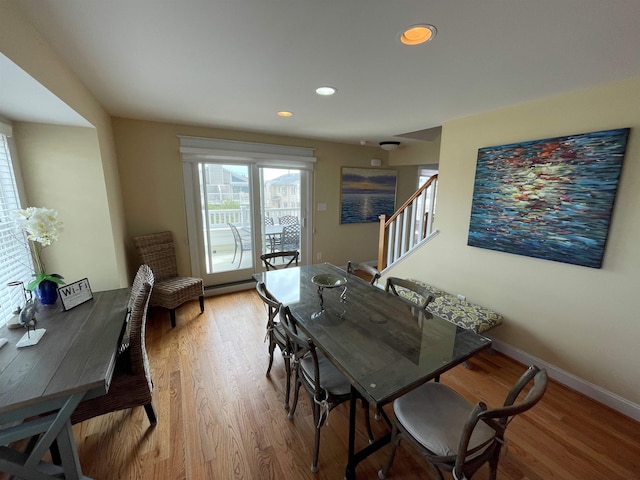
[378,174,438,271]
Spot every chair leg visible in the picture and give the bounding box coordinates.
[378,423,401,479]
[288,374,301,420]
[266,335,275,376]
[169,309,176,328]
[199,295,204,313]
[311,402,322,473]
[283,353,291,410]
[144,403,158,426]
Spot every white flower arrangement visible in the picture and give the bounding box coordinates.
[15,207,65,291]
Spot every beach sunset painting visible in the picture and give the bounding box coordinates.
[468,128,629,268]
[340,167,397,224]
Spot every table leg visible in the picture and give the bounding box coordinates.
[345,386,358,480]
[55,420,83,480]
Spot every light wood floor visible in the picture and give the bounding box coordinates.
[16,290,640,479]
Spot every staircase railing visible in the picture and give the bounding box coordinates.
[378,174,438,271]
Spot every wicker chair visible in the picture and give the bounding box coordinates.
[133,231,204,328]
[70,265,158,425]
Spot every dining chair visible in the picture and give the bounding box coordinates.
[255,282,292,409]
[385,277,435,309]
[378,365,548,480]
[70,265,159,425]
[278,215,298,226]
[133,231,205,328]
[280,223,301,252]
[228,223,252,268]
[279,305,374,473]
[260,250,299,270]
[264,216,274,226]
[346,261,381,285]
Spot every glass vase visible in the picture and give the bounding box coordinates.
[35,279,59,305]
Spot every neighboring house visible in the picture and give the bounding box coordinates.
[264,173,300,210]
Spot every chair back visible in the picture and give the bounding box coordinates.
[281,223,301,250]
[453,365,548,478]
[265,217,274,226]
[386,277,435,309]
[261,251,299,270]
[255,281,280,332]
[279,306,322,397]
[133,231,178,281]
[126,265,155,381]
[278,215,298,226]
[228,223,250,248]
[346,261,381,285]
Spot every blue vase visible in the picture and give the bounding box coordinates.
[35,279,59,305]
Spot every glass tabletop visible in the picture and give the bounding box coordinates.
[254,263,492,406]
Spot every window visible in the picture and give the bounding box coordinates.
[0,125,33,326]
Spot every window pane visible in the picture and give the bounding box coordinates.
[0,134,34,326]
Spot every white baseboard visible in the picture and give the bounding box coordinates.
[490,338,640,422]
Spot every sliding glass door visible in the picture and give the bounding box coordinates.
[183,158,312,287]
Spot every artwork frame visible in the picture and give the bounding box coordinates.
[340,167,398,224]
[467,128,629,268]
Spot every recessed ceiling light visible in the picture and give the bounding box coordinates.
[400,24,437,45]
[277,111,293,117]
[315,86,337,96]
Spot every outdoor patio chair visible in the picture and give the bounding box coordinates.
[280,223,300,252]
[278,215,298,226]
[228,223,252,269]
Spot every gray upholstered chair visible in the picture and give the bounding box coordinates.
[255,282,292,409]
[70,265,158,425]
[260,250,299,270]
[347,261,381,285]
[133,231,204,328]
[280,306,374,473]
[378,365,548,480]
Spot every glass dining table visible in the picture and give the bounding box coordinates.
[254,263,492,479]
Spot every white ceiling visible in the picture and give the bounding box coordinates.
[8,0,640,145]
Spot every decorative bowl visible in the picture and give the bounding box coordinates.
[311,274,347,288]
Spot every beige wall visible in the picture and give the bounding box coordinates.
[13,123,121,291]
[0,1,128,288]
[385,77,640,405]
[112,118,397,275]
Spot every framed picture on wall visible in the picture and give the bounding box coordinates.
[467,128,630,268]
[340,167,397,224]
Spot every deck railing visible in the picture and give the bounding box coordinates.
[378,174,438,271]
[206,207,300,228]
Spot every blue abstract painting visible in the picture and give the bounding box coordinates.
[340,167,397,224]
[468,128,629,268]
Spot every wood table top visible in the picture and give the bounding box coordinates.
[0,288,130,414]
